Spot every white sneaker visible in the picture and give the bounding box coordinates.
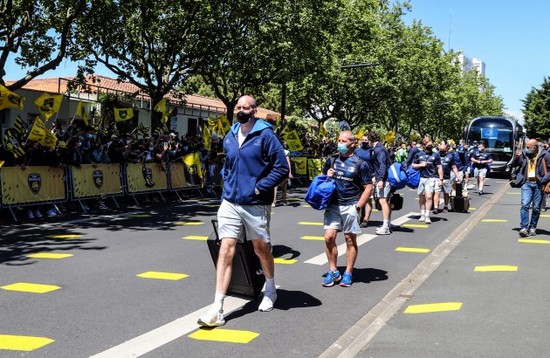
[258,291,277,312]
[197,309,225,327]
[375,226,391,235]
[419,215,425,222]
[424,216,432,224]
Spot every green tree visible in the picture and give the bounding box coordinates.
[523,77,550,139]
[74,0,209,130]
[0,0,87,89]
[195,0,338,121]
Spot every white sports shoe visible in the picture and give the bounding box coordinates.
[258,291,277,312]
[197,309,225,327]
[375,226,391,235]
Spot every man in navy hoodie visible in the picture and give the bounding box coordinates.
[198,95,289,327]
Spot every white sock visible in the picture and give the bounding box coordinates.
[265,277,276,294]
[383,220,389,227]
[212,292,225,312]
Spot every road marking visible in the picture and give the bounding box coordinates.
[540,214,550,218]
[395,247,430,253]
[126,214,152,218]
[506,192,520,195]
[304,212,417,266]
[0,334,54,352]
[175,221,205,226]
[302,204,311,208]
[188,329,259,344]
[136,272,189,280]
[404,302,462,314]
[46,234,81,239]
[274,258,298,265]
[1,282,61,294]
[474,265,518,272]
[90,296,250,357]
[481,219,507,223]
[182,236,208,241]
[304,234,377,265]
[298,221,323,226]
[401,224,429,229]
[26,253,73,259]
[469,207,477,211]
[518,238,550,245]
[301,235,325,241]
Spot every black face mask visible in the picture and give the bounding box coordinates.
[236,111,253,124]
[361,142,369,149]
[425,145,433,153]
[439,150,446,156]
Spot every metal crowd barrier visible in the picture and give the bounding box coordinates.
[0,152,219,221]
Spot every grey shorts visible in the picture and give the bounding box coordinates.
[418,177,439,194]
[217,200,272,245]
[441,179,452,194]
[375,180,392,198]
[324,204,361,234]
[474,167,488,178]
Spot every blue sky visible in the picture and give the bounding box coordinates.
[4,0,548,122]
[404,0,550,121]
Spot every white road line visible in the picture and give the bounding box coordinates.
[303,212,418,266]
[90,296,250,358]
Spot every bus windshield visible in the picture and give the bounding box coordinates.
[467,119,514,153]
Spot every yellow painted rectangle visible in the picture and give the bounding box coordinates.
[474,265,518,272]
[136,271,189,280]
[175,221,204,226]
[127,214,151,218]
[395,247,431,254]
[298,221,323,226]
[46,234,81,239]
[189,329,259,344]
[539,214,550,218]
[1,282,61,294]
[404,302,463,314]
[402,224,429,229]
[0,334,54,351]
[274,258,297,265]
[26,253,73,259]
[481,219,507,223]
[183,236,208,241]
[518,239,550,245]
[301,236,325,241]
[302,204,311,208]
[469,207,477,211]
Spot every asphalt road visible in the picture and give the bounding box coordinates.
[1,177,546,357]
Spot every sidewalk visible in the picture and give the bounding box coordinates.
[326,182,550,357]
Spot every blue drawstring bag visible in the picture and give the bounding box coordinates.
[304,174,335,210]
[406,166,420,189]
[387,162,408,190]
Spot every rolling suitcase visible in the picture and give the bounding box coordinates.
[206,220,265,298]
[451,182,470,213]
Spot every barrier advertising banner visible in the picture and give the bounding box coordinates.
[126,162,168,193]
[71,164,123,198]
[1,166,65,205]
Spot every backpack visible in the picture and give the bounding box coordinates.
[387,162,408,190]
[406,166,421,189]
[304,174,335,210]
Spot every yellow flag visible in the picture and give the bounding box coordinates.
[293,157,307,175]
[307,159,322,180]
[75,100,88,125]
[114,108,134,122]
[203,127,212,150]
[154,99,169,124]
[34,93,63,121]
[0,84,24,111]
[207,118,217,128]
[319,123,327,137]
[27,117,57,148]
[2,128,26,158]
[219,115,231,134]
[283,130,303,151]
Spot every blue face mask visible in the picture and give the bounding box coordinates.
[337,143,348,154]
[525,148,533,155]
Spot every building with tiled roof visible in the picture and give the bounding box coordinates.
[1,75,279,137]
